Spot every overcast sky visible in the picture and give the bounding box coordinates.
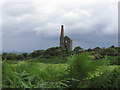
[0,0,119,53]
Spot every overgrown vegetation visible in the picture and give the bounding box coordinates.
[2,46,120,88]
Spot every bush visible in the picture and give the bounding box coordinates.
[67,52,99,80]
[29,47,69,58]
[74,46,84,54]
[100,47,118,56]
[2,53,18,60]
[63,52,100,88]
[84,67,120,88]
[108,56,119,65]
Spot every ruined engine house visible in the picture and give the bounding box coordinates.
[60,25,72,50]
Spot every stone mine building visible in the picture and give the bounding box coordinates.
[60,25,72,50]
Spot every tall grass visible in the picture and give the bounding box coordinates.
[2,60,68,88]
[30,56,68,64]
[2,61,22,88]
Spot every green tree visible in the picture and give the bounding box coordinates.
[100,47,118,56]
[22,53,28,57]
[87,48,93,52]
[3,53,17,60]
[74,46,84,54]
[2,53,7,60]
[30,50,45,58]
[17,54,25,60]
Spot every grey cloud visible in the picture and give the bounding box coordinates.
[3,2,117,36]
[2,2,35,17]
[2,1,118,52]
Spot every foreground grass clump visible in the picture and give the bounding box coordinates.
[2,60,68,88]
[2,61,22,88]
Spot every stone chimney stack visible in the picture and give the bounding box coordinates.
[60,25,64,37]
[59,25,72,50]
[60,25,64,48]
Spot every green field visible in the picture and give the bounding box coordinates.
[2,52,120,88]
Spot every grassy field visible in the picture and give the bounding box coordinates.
[2,52,120,88]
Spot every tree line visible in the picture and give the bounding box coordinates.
[2,45,120,65]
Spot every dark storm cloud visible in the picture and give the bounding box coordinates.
[70,33,118,49]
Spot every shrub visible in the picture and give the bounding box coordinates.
[100,47,118,56]
[84,67,120,88]
[108,56,119,65]
[67,52,99,80]
[74,46,84,54]
[63,52,100,88]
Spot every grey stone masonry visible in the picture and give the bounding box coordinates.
[60,25,72,50]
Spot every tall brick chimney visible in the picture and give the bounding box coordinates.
[60,25,64,48]
[60,25,64,37]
